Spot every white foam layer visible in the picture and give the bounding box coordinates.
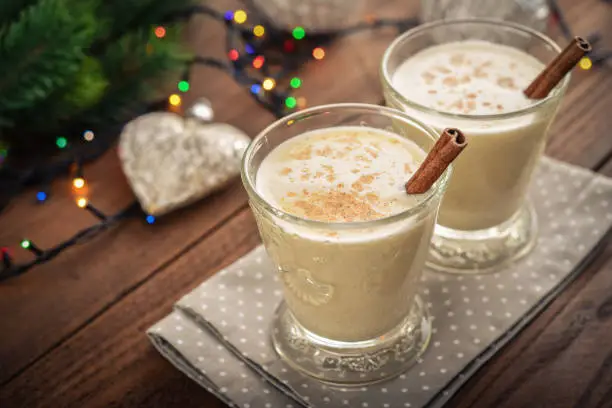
[392,40,545,116]
[257,126,426,223]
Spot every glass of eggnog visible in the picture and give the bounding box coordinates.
[241,103,451,385]
[381,19,570,273]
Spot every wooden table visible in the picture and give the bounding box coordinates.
[1,0,612,406]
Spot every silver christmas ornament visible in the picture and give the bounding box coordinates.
[119,111,250,216]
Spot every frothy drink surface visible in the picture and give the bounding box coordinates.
[257,127,425,223]
[254,127,436,342]
[392,40,543,115]
[390,40,553,231]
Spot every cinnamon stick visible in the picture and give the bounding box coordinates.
[405,128,467,194]
[524,36,592,99]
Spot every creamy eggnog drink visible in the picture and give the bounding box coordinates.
[242,104,452,385]
[392,40,545,230]
[382,20,570,273]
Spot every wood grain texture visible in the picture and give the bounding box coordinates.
[1,0,612,406]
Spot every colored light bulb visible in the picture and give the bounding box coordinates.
[228,49,239,61]
[20,239,31,249]
[146,215,156,224]
[250,84,261,94]
[292,26,305,40]
[154,26,166,38]
[262,78,276,91]
[312,47,325,60]
[579,56,592,70]
[178,81,190,92]
[290,77,302,89]
[76,197,88,208]
[252,55,265,69]
[83,130,94,141]
[36,191,47,202]
[285,97,297,109]
[234,10,247,24]
[253,25,265,37]
[168,94,181,106]
[73,178,85,189]
[56,137,67,149]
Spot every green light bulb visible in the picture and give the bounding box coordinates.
[178,81,190,92]
[290,78,302,89]
[56,137,68,149]
[20,240,30,249]
[292,27,305,40]
[285,97,297,109]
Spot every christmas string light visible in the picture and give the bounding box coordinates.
[0,201,142,281]
[56,137,68,149]
[154,26,166,38]
[20,239,43,256]
[169,94,182,106]
[77,199,108,221]
[83,130,95,141]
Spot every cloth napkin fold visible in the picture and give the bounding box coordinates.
[149,157,612,408]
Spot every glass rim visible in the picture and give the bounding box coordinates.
[240,102,451,229]
[380,18,571,121]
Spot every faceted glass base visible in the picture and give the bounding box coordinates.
[427,202,538,274]
[270,296,431,386]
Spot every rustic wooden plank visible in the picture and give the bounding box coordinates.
[445,158,612,407]
[545,0,612,168]
[0,208,259,408]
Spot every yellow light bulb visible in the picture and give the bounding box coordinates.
[169,94,182,106]
[234,10,247,24]
[73,178,85,189]
[76,197,88,208]
[262,78,276,91]
[579,56,592,70]
[253,25,265,37]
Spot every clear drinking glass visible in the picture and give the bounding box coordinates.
[381,19,569,273]
[241,103,451,385]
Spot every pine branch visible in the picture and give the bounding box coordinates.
[0,0,97,112]
[80,26,190,126]
[97,0,194,46]
[0,0,36,27]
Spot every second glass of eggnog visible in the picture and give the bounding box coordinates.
[241,104,451,385]
[381,19,570,273]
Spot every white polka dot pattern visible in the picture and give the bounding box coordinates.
[148,158,612,408]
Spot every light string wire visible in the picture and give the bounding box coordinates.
[0,2,608,281]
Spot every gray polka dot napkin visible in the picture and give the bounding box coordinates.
[148,157,612,408]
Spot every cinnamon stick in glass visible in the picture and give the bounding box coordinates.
[524,36,592,99]
[405,128,467,194]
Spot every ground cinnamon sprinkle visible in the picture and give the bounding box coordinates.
[280,167,292,175]
[351,181,364,192]
[365,146,378,158]
[290,145,312,160]
[443,76,459,87]
[450,54,465,65]
[315,145,333,157]
[358,174,377,184]
[497,77,516,89]
[288,190,382,222]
